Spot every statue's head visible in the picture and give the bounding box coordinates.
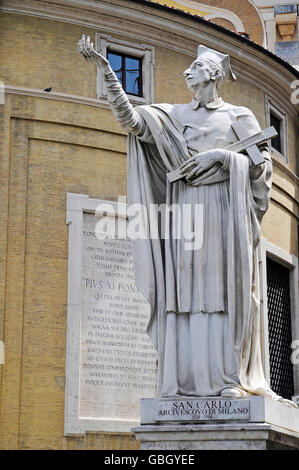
[184,45,236,93]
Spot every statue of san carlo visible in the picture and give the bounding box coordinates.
[78,35,293,404]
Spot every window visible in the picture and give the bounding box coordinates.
[258,239,299,402]
[96,34,155,104]
[107,51,142,96]
[266,257,294,400]
[266,97,288,160]
[270,111,282,153]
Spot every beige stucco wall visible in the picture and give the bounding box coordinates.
[156,0,265,44]
[0,7,298,450]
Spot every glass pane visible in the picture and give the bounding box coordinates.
[125,57,141,95]
[270,112,282,154]
[108,52,123,86]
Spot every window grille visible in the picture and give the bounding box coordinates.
[267,257,294,399]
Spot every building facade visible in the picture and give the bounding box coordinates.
[256,1,299,68]
[158,0,299,67]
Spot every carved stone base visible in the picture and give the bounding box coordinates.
[133,423,299,450]
[132,396,299,450]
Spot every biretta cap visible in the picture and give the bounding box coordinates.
[197,45,236,82]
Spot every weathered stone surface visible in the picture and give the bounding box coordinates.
[133,423,299,450]
[65,194,156,435]
[140,396,299,430]
[133,396,299,449]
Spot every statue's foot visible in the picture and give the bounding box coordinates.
[221,387,243,398]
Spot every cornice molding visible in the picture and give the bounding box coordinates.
[5,83,299,183]
[272,155,299,185]
[5,84,110,108]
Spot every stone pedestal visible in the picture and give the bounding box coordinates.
[132,396,299,450]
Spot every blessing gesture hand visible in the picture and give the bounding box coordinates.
[78,34,110,70]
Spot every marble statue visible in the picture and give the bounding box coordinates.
[78,35,283,401]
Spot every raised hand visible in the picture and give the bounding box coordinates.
[78,34,110,70]
[77,33,143,136]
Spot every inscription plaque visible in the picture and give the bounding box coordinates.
[65,194,157,435]
[155,398,250,422]
[80,213,156,418]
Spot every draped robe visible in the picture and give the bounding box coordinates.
[127,98,275,397]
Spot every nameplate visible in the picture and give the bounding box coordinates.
[155,398,250,422]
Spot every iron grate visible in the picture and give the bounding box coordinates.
[266,257,294,400]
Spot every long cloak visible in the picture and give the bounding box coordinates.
[127,103,274,397]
